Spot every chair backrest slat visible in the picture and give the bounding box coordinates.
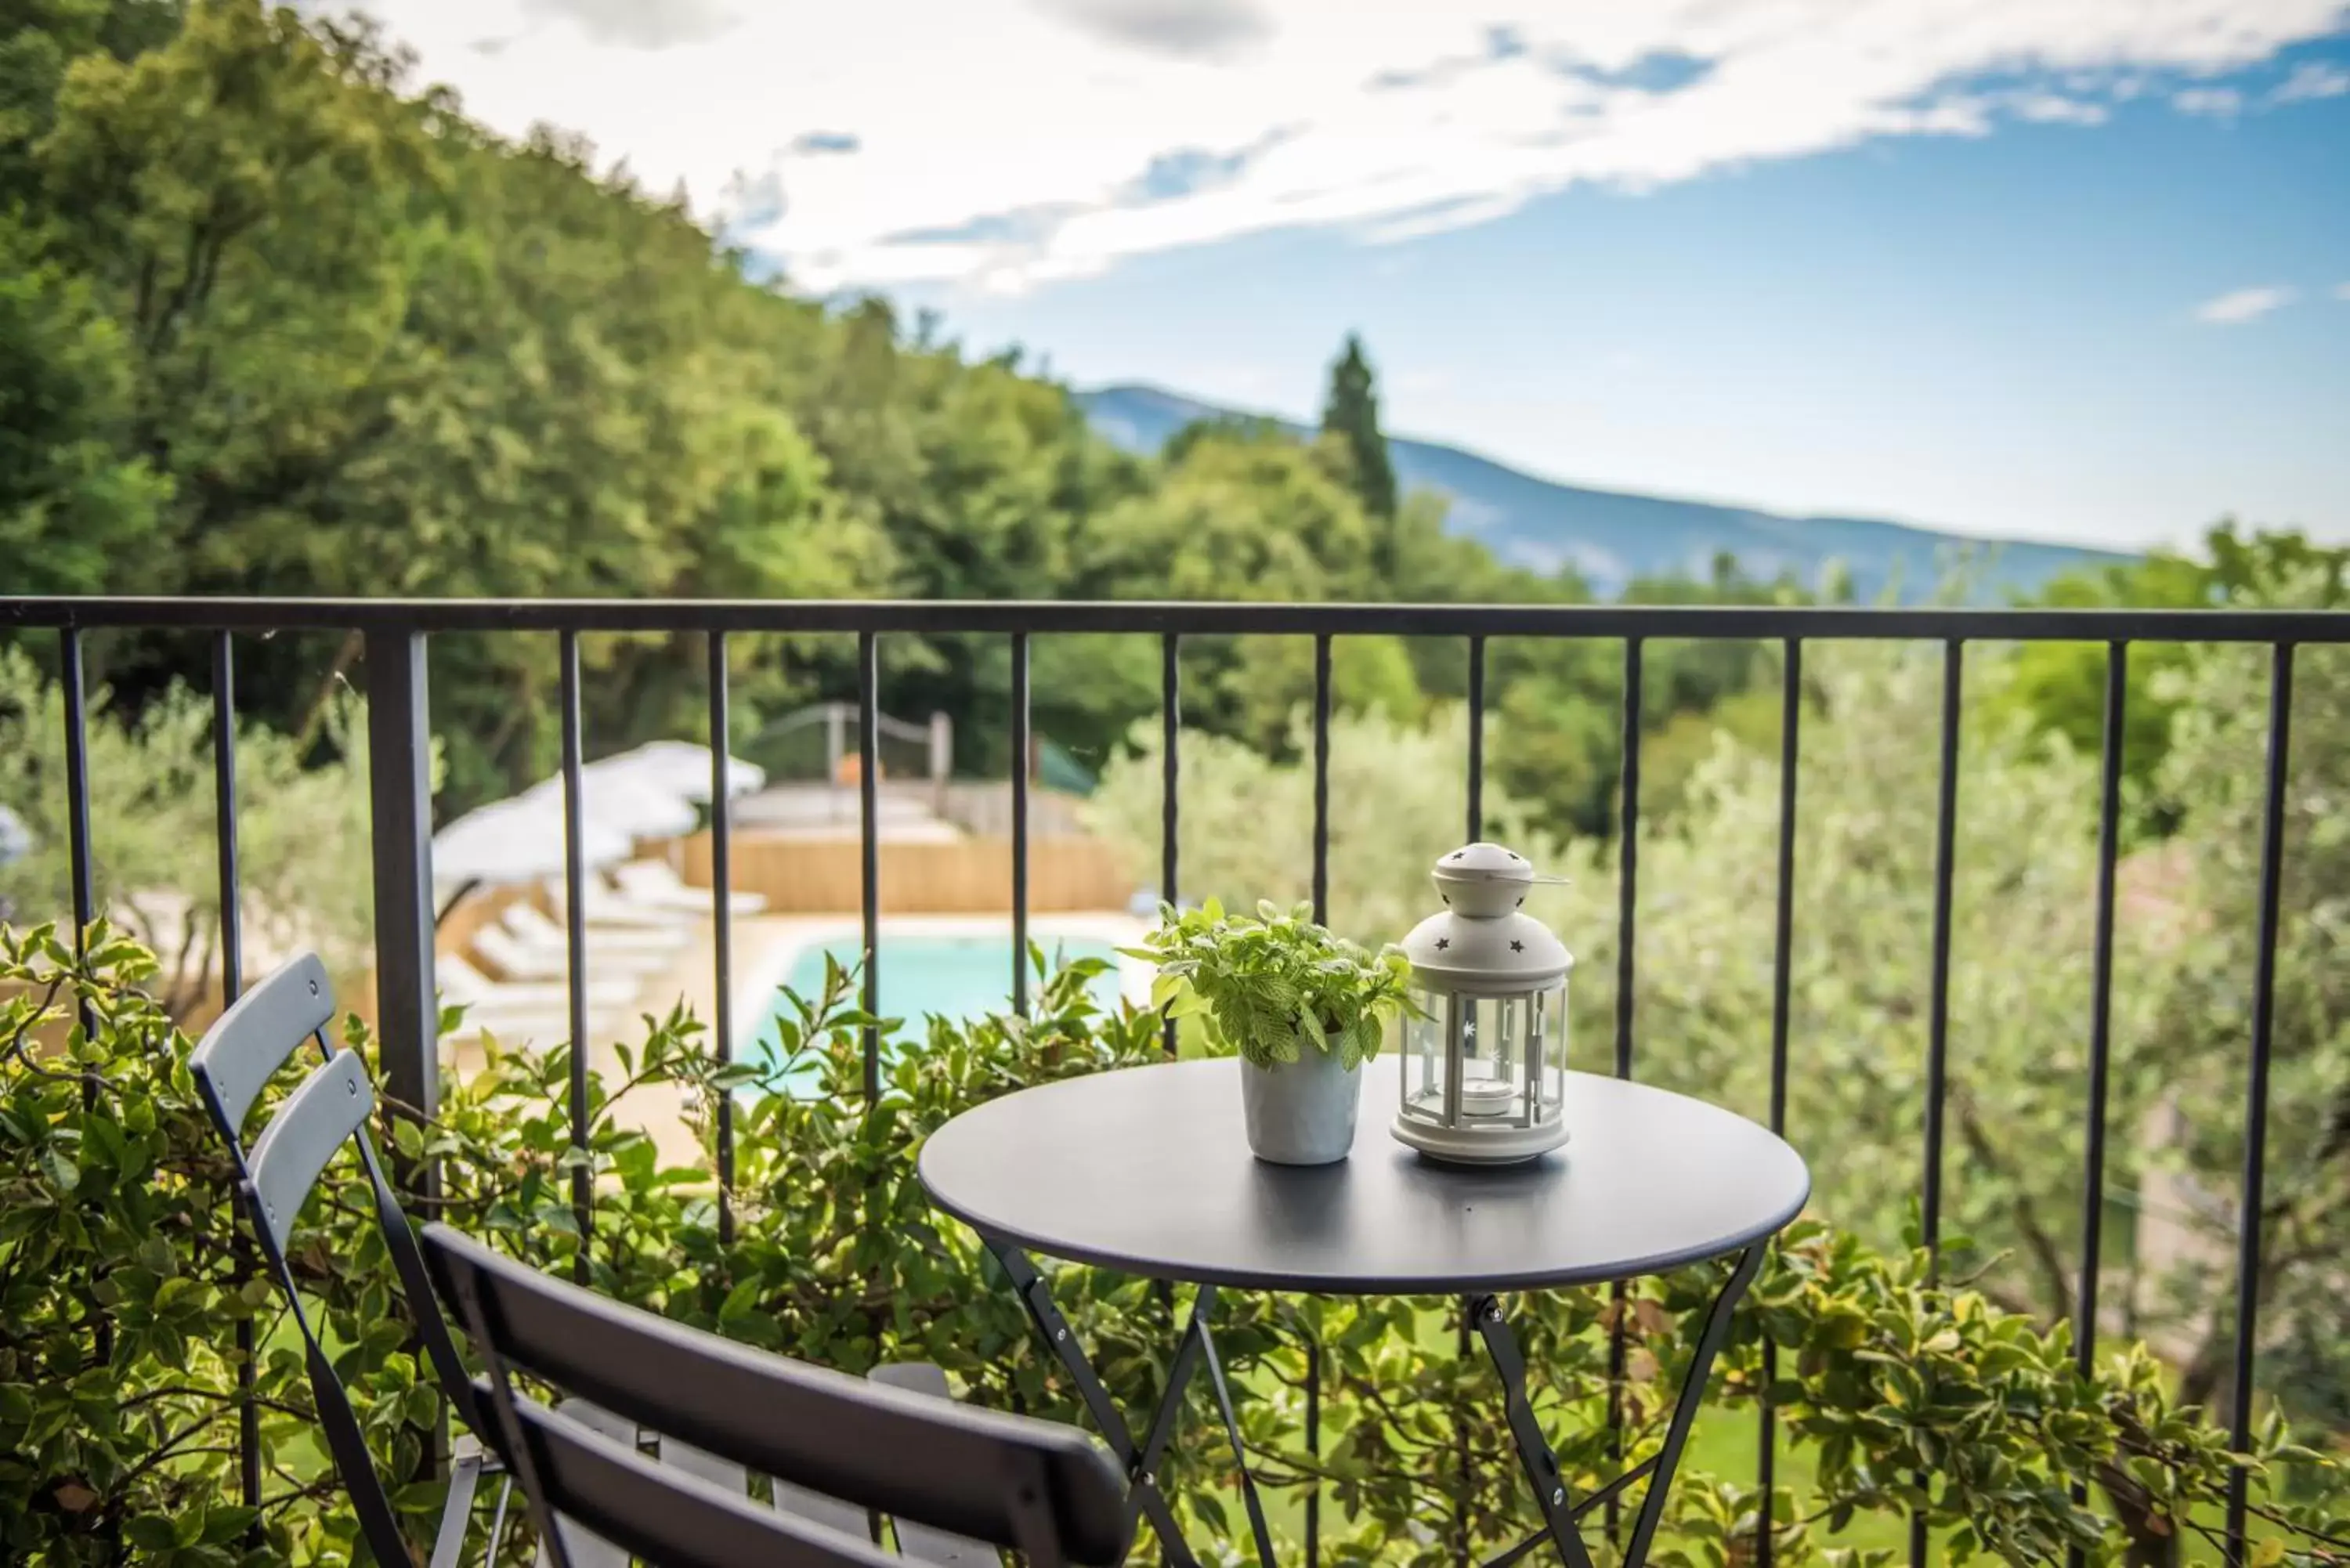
[865,1365,998,1565]
[245,1050,377,1255]
[483,1386,900,1568]
[190,951,333,1136]
[187,955,421,1568]
[423,1226,1127,1566]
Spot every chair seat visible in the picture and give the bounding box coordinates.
[423,1221,1129,1568]
[544,1373,997,1566]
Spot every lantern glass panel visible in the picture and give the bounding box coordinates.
[1531,981,1567,1117]
[1400,988,1448,1124]
[1459,995,1516,1121]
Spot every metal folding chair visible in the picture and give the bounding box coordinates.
[190,952,503,1568]
[420,1223,1131,1568]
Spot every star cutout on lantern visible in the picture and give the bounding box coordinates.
[1435,938,1451,951]
[1510,940,1525,952]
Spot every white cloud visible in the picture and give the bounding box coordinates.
[2194,285,2297,323]
[2336,281,2350,301]
[515,0,733,49]
[2271,60,2350,100]
[1032,0,1272,60]
[2171,85,2245,114]
[2010,92,2109,125]
[352,0,2350,294]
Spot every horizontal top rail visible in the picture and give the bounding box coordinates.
[4,596,2350,643]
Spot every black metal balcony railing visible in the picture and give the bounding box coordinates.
[5,594,2350,1567]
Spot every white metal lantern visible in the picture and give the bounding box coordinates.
[1391,842,1573,1164]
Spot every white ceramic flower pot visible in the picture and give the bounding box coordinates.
[1240,1049,1364,1165]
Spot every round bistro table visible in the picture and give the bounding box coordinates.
[918,1056,1809,1568]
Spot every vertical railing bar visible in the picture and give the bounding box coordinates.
[60,629,96,1038]
[1767,641,1802,1145]
[1613,636,1643,1081]
[1304,1330,1321,1568]
[707,632,736,1245]
[2063,639,2127,1568]
[211,632,259,1526]
[1307,632,1331,1568]
[1466,634,1487,842]
[1910,637,1963,1568]
[2223,640,2294,1560]
[2076,643,2128,1342]
[211,636,246,1011]
[859,631,882,1102]
[1455,635,1490,1561]
[57,625,110,1407]
[57,627,117,1401]
[558,630,591,1284]
[362,630,441,1494]
[1606,634,1643,1538]
[1922,639,1963,1270]
[1160,633,1180,1057]
[363,630,439,1178]
[1011,632,1032,1017]
[1312,634,1332,927]
[1756,637,1801,1568]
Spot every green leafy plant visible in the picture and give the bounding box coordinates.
[1129,898,1419,1071]
[7,927,2347,1566]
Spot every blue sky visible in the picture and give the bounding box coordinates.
[895,42,2350,551]
[366,2,2350,551]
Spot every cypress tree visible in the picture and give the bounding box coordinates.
[1319,333,1397,522]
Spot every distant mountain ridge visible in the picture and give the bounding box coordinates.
[1076,384,2129,601]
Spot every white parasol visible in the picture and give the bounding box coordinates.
[518,771,700,842]
[432,794,633,889]
[583,742,765,804]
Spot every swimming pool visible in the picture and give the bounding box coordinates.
[741,931,1124,1073]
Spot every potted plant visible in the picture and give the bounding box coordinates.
[1130,899,1418,1165]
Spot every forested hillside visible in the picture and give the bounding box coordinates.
[1078,383,2130,600]
[0,0,1801,826]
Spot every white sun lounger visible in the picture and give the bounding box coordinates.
[542,876,701,931]
[439,952,638,1010]
[458,926,663,987]
[503,899,689,957]
[471,926,670,986]
[612,858,766,915]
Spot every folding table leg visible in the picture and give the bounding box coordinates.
[1198,1313,1278,1568]
[1621,1245,1763,1566]
[1471,1246,1764,1568]
[989,1242,1217,1568]
[1471,1297,1598,1568]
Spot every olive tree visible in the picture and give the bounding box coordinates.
[2131,583,2350,1436]
[0,646,380,1018]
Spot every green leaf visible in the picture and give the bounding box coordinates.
[198,1508,259,1546]
[39,1143,78,1194]
[125,1516,180,1551]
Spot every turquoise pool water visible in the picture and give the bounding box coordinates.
[743,932,1123,1073]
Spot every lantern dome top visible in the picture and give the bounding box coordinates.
[1431,841,1549,917]
[1402,842,1572,992]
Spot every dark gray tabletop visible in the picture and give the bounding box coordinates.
[917,1057,1809,1294]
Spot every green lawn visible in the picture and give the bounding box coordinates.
[1218,1306,1915,1559]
